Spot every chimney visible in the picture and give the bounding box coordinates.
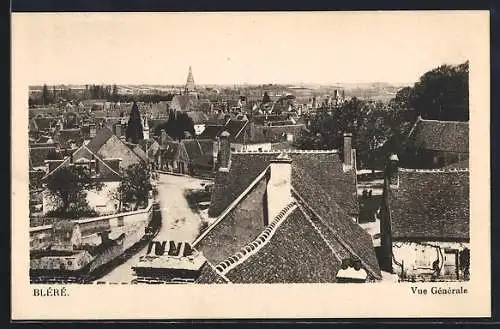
[212,138,219,171]
[89,124,96,138]
[266,153,293,221]
[218,131,231,171]
[115,123,122,137]
[160,129,168,146]
[343,132,353,171]
[387,153,400,187]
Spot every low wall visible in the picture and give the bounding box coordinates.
[30,200,154,250]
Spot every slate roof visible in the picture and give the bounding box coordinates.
[161,141,181,161]
[29,146,61,168]
[195,261,229,284]
[170,95,198,112]
[197,125,224,140]
[147,140,161,159]
[31,117,56,132]
[132,144,149,162]
[225,207,341,283]
[407,117,469,153]
[43,145,121,182]
[388,169,469,241]
[443,159,469,169]
[183,140,203,160]
[208,151,358,217]
[85,127,114,154]
[222,119,248,141]
[186,111,209,125]
[251,124,306,143]
[58,128,83,149]
[292,166,381,279]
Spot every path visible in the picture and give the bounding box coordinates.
[98,173,210,283]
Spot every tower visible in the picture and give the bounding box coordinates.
[185,66,195,94]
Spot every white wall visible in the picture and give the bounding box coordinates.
[392,241,469,281]
[42,181,120,216]
[267,161,293,220]
[194,124,206,135]
[231,142,272,152]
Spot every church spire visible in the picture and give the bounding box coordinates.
[185,66,195,94]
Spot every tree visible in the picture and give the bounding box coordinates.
[125,101,144,144]
[112,84,118,101]
[154,110,195,141]
[42,84,50,105]
[117,163,152,210]
[45,165,103,218]
[395,61,469,121]
[262,92,271,104]
[294,97,402,168]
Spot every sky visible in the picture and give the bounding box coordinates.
[12,11,486,86]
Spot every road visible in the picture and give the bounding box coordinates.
[98,173,211,283]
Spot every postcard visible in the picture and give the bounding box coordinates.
[12,11,490,319]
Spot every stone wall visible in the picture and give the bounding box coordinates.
[30,200,153,250]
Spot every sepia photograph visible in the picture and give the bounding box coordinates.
[12,11,490,319]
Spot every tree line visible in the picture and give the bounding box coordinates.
[29,84,176,108]
[294,61,469,169]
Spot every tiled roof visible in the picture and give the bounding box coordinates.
[388,169,469,241]
[225,207,341,283]
[198,125,224,140]
[407,118,469,153]
[208,151,358,217]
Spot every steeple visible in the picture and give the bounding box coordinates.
[185,66,195,94]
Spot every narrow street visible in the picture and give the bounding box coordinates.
[97,173,210,283]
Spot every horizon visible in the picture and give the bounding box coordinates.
[14,12,476,86]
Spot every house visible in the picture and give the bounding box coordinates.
[192,135,379,283]
[400,117,469,169]
[41,127,145,215]
[378,156,470,281]
[29,145,63,175]
[85,126,144,170]
[186,111,209,135]
[170,94,198,112]
[41,143,122,215]
[198,125,224,140]
[157,138,215,175]
[56,128,84,151]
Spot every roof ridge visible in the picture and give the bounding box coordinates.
[218,202,297,275]
[419,117,469,124]
[398,168,469,173]
[295,202,343,264]
[232,149,339,154]
[292,187,382,280]
[192,165,271,246]
[81,145,122,178]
